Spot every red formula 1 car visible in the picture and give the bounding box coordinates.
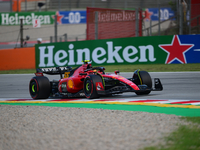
[29,60,163,99]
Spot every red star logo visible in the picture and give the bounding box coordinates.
[144,9,153,21]
[159,35,194,64]
[52,11,64,24]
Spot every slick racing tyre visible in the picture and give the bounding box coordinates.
[29,76,50,99]
[136,71,152,95]
[83,75,102,99]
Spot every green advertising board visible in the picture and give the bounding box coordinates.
[0,12,56,25]
[35,36,173,68]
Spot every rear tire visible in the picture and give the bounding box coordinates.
[29,76,50,99]
[135,71,152,95]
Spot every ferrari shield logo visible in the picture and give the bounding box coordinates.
[96,82,104,91]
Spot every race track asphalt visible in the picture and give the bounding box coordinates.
[0,72,200,150]
[0,72,200,100]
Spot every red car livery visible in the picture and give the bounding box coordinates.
[29,60,163,99]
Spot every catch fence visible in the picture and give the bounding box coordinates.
[0,0,200,49]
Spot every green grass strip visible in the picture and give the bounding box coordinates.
[181,116,200,124]
[144,116,200,150]
[1,103,200,117]
[0,63,200,74]
[143,124,200,150]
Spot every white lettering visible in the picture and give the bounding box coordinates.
[1,14,9,25]
[106,41,123,63]
[68,50,75,65]
[38,15,43,24]
[37,41,157,67]
[39,46,54,67]
[76,48,90,65]
[15,13,18,24]
[69,12,74,23]
[92,47,106,64]
[31,13,35,20]
[54,50,68,66]
[68,44,75,65]
[123,46,138,63]
[26,16,31,24]
[75,12,81,23]
[9,16,15,25]
[19,16,25,24]
[139,45,156,62]
[44,15,50,24]
[1,13,51,25]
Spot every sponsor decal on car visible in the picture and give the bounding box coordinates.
[67,79,74,89]
[64,72,70,78]
[96,82,104,91]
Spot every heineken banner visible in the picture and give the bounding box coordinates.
[35,35,200,68]
[0,12,56,25]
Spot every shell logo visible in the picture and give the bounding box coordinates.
[67,79,74,89]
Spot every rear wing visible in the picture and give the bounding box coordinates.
[36,66,77,79]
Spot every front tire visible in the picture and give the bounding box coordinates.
[135,71,152,95]
[83,75,102,99]
[29,76,50,99]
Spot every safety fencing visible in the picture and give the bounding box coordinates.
[86,7,143,40]
[0,0,200,49]
[4,0,175,12]
[0,11,86,47]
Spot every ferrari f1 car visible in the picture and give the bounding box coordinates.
[29,60,163,99]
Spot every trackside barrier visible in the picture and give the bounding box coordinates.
[0,12,56,26]
[1,35,200,71]
[0,47,35,71]
[35,34,200,68]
